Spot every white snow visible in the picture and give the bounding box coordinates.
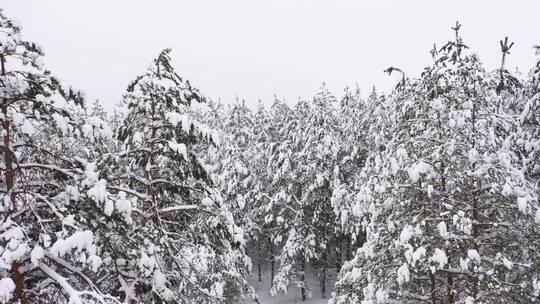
[87,179,108,203]
[52,112,69,135]
[153,270,174,300]
[165,111,183,126]
[201,197,213,207]
[210,281,225,299]
[0,238,29,267]
[82,123,93,138]
[49,230,96,258]
[0,278,15,303]
[448,118,456,128]
[104,199,114,216]
[502,257,513,270]
[406,160,431,183]
[427,184,434,198]
[237,195,246,209]
[517,197,527,213]
[397,263,410,285]
[115,192,133,224]
[437,221,448,239]
[87,254,103,272]
[30,245,44,266]
[168,141,188,159]
[399,225,414,245]
[431,248,447,269]
[501,183,513,197]
[376,288,389,303]
[468,148,479,163]
[467,249,481,262]
[118,276,139,303]
[411,246,426,267]
[20,119,35,135]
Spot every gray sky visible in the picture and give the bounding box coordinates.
[2,0,540,111]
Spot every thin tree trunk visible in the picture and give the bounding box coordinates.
[335,235,341,273]
[301,254,306,301]
[1,56,15,211]
[10,263,27,304]
[257,239,262,282]
[430,272,436,304]
[321,245,327,299]
[442,169,454,304]
[472,200,479,300]
[2,107,15,209]
[345,234,352,261]
[269,237,274,288]
[340,236,348,271]
[470,92,479,302]
[447,265,454,304]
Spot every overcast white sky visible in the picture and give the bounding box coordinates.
[2,0,540,110]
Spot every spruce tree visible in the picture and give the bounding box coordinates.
[103,49,249,303]
[267,87,343,300]
[331,24,540,304]
[0,9,116,303]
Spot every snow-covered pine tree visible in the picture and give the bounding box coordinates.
[202,99,263,285]
[331,23,540,303]
[268,86,343,300]
[331,86,378,269]
[102,49,250,303]
[215,101,257,234]
[248,101,276,286]
[0,9,117,303]
[253,98,298,293]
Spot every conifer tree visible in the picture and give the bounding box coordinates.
[332,24,540,304]
[266,87,343,300]
[102,49,249,303]
[0,9,116,303]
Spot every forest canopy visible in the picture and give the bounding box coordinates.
[1,8,539,304]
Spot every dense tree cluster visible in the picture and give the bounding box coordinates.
[1,9,539,304]
[0,10,248,304]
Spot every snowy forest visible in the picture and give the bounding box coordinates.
[1,7,540,304]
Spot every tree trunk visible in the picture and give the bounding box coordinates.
[340,236,348,272]
[321,246,327,299]
[2,107,15,209]
[10,263,27,304]
[447,264,454,304]
[1,56,15,211]
[430,272,436,304]
[301,253,306,301]
[471,93,479,302]
[345,234,352,261]
[472,201,479,300]
[257,239,262,282]
[269,237,274,289]
[335,236,341,273]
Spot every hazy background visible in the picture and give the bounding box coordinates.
[2,0,539,111]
